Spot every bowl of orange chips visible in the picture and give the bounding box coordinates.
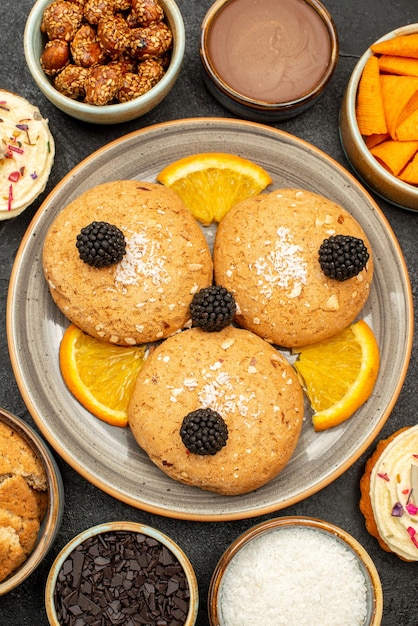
[340,23,418,211]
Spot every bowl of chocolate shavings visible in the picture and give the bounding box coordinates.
[45,521,199,625]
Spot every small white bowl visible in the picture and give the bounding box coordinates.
[339,23,418,211]
[208,516,383,626]
[0,407,64,595]
[45,521,199,625]
[24,0,185,124]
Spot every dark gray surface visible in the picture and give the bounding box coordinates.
[1,1,418,624]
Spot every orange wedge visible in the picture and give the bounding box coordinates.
[59,324,147,427]
[156,152,272,225]
[293,320,380,432]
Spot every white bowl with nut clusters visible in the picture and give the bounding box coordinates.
[24,0,185,124]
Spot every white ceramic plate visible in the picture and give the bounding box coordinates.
[7,118,413,521]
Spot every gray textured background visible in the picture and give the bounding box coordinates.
[1,1,418,624]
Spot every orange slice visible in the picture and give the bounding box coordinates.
[293,320,380,432]
[59,324,147,427]
[156,152,272,225]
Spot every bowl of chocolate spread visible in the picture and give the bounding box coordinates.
[200,0,339,121]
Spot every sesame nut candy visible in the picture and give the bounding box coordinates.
[40,39,70,76]
[83,0,115,25]
[70,24,105,67]
[116,70,154,101]
[108,54,137,74]
[125,11,140,28]
[157,51,171,70]
[130,22,172,60]
[132,0,164,26]
[97,13,132,58]
[113,0,133,10]
[54,64,89,99]
[84,64,123,105]
[138,57,164,81]
[40,0,84,42]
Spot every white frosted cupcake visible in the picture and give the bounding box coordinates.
[360,426,418,561]
[0,90,54,220]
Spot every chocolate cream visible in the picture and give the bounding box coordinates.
[207,0,332,103]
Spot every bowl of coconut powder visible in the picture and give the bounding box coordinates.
[208,516,382,626]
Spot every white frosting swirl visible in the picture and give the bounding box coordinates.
[370,425,418,560]
[0,90,54,220]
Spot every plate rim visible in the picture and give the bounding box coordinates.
[6,117,414,521]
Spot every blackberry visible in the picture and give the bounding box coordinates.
[180,408,228,456]
[318,235,369,281]
[190,285,236,332]
[76,221,126,268]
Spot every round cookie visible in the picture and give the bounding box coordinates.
[43,180,213,346]
[0,475,41,581]
[0,421,47,491]
[213,188,374,348]
[360,426,418,562]
[128,326,304,495]
[0,527,26,583]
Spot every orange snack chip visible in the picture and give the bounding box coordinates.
[356,55,387,135]
[371,33,418,59]
[365,133,390,149]
[395,92,418,141]
[378,55,418,77]
[370,139,418,175]
[399,152,418,184]
[380,75,418,139]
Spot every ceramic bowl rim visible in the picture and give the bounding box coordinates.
[200,0,339,111]
[342,22,418,200]
[23,0,185,121]
[208,515,383,626]
[45,520,199,625]
[0,407,64,596]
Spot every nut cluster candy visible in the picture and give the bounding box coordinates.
[40,0,172,105]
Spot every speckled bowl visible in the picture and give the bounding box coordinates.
[23,0,185,124]
[45,521,199,625]
[0,407,64,595]
[200,0,338,122]
[339,23,418,211]
[208,516,383,626]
